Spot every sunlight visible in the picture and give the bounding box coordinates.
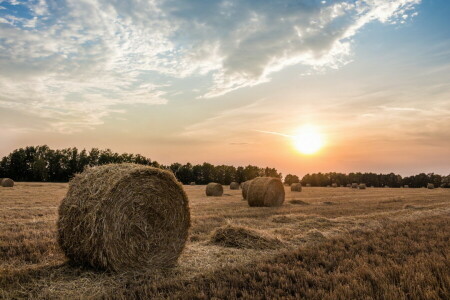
[293,125,324,155]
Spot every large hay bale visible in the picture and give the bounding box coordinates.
[206,183,223,196]
[290,183,302,192]
[57,164,190,272]
[229,182,240,190]
[241,180,252,199]
[351,183,358,189]
[247,177,285,207]
[210,225,282,249]
[1,178,14,187]
[427,183,434,189]
[358,183,367,189]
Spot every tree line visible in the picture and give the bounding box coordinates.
[296,172,450,188]
[0,146,281,185]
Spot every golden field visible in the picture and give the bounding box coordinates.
[1,183,449,299]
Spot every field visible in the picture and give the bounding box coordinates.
[1,183,449,299]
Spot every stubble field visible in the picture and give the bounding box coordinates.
[1,183,449,299]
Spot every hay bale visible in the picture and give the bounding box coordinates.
[189,182,196,186]
[427,183,434,189]
[210,225,282,249]
[404,185,409,188]
[230,182,240,190]
[241,180,252,199]
[57,164,190,272]
[290,183,302,192]
[206,183,223,196]
[1,178,14,187]
[306,183,311,187]
[331,183,337,188]
[358,183,367,189]
[351,183,358,189]
[247,177,285,207]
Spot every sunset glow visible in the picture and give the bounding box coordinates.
[293,126,324,155]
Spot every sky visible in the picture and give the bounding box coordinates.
[0,0,449,177]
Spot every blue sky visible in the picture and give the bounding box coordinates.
[0,0,449,176]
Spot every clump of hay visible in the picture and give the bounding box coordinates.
[331,183,337,188]
[241,180,252,200]
[57,164,190,272]
[358,183,367,189]
[210,225,282,249]
[247,177,285,207]
[427,183,434,189]
[206,183,223,196]
[403,204,423,210]
[298,229,327,243]
[230,182,240,190]
[190,182,196,186]
[289,199,309,205]
[351,183,358,189]
[306,183,311,187]
[1,178,14,187]
[290,183,302,192]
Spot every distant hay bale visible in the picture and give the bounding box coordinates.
[340,185,344,187]
[230,182,240,190]
[358,183,367,189]
[241,180,252,200]
[247,177,285,207]
[351,183,358,189]
[190,182,196,186]
[404,185,409,188]
[290,183,302,192]
[206,183,223,196]
[306,183,311,187]
[331,183,338,188]
[57,164,190,272]
[427,183,434,189]
[210,225,282,249]
[1,178,14,187]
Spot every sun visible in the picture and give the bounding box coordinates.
[293,125,324,155]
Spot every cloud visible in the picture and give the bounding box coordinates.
[0,0,420,131]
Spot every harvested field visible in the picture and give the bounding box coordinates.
[0,183,449,299]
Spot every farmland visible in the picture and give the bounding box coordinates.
[1,183,449,299]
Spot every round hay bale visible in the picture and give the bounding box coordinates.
[57,164,190,272]
[358,183,367,189]
[1,178,14,187]
[290,183,302,192]
[247,177,285,207]
[404,185,409,188]
[331,183,338,188]
[351,183,358,189]
[206,183,223,196]
[306,183,311,187]
[241,180,252,199]
[427,183,434,189]
[230,182,240,190]
[189,182,196,186]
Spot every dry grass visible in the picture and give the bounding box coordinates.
[0,183,449,299]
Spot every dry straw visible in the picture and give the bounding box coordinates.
[229,182,240,190]
[247,177,285,207]
[206,183,223,196]
[290,183,302,192]
[210,225,282,249]
[57,164,190,272]
[241,180,252,199]
[1,178,14,187]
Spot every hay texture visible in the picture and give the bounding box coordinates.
[57,164,190,272]
[229,182,240,190]
[241,180,252,200]
[351,183,358,189]
[290,183,302,192]
[210,225,282,249]
[427,183,435,189]
[206,183,223,196]
[359,183,367,189]
[1,178,14,187]
[247,177,285,207]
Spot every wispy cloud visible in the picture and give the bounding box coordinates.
[0,0,421,132]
